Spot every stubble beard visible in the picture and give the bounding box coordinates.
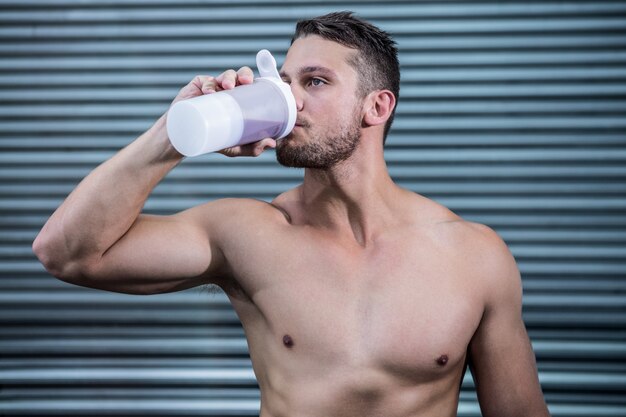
[275,115,361,170]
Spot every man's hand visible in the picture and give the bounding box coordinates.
[170,66,277,158]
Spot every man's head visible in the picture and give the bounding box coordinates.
[291,11,400,140]
[275,12,399,169]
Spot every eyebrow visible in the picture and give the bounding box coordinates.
[279,66,338,80]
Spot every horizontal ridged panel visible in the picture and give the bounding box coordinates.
[1,1,625,416]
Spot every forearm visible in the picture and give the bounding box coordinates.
[33,115,183,277]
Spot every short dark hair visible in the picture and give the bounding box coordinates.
[291,11,400,144]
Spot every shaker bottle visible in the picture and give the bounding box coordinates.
[166,50,296,157]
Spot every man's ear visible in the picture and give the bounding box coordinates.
[363,90,396,127]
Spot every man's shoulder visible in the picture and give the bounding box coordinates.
[269,186,303,223]
[425,212,521,306]
[436,217,502,248]
[412,197,501,250]
[434,216,513,267]
[413,196,516,277]
[193,197,291,227]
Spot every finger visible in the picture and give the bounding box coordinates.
[216,69,237,90]
[257,138,277,151]
[171,75,211,104]
[199,76,218,94]
[218,138,276,158]
[242,138,276,157]
[236,66,254,85]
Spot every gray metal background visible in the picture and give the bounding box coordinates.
[1,1,625,416]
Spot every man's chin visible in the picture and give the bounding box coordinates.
[275,139,311,168]
[275,147,303,168]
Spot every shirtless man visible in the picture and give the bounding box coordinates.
[33,11,550,417]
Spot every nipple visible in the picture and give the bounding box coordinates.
[256,49,281,79]
[282,334,294,348]
[436,354,449,366]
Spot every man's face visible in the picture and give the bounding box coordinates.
[276,36,364,169]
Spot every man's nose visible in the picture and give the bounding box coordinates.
[290,85,304,111]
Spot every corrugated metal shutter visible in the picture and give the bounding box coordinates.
[1,1,625,415]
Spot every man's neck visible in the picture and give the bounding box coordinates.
[299,143,403,247]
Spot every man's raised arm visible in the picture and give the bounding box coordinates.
[32,67,276,295]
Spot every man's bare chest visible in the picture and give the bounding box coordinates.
[227,232,484,382]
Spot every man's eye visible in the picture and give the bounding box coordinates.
[310,78,325,87]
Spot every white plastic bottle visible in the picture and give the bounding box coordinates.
[166,50,296,157]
